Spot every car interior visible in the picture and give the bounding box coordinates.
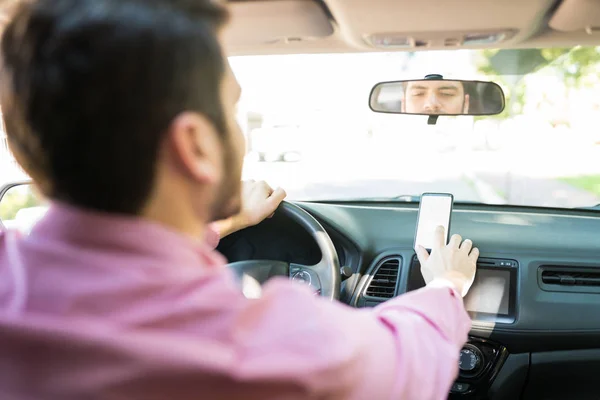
[220,1,600,399]
[2,0,600,399]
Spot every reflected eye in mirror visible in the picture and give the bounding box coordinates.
[369,78,505,116]
[0,183,48,233]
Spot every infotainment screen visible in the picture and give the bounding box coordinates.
[406,256,517,323]
[463,269,510,315]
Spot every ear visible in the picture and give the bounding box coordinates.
[463,94,470,114]
[165,112,222,184]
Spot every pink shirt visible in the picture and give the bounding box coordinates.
[0,204,471,400]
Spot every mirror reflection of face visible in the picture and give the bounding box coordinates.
[402,80,469,115]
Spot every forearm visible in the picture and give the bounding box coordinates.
[210,215,249,239]
[236,279,470,399]
[205,216,251,249]
[371,286,471,398]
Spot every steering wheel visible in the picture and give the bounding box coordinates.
[227,201,341,300]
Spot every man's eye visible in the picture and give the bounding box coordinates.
[411,92,425,97]
[440,92,456,97]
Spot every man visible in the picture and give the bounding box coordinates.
[0,1,479,399]
[403,80,470,114]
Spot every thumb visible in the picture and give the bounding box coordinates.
[415,245,430,265]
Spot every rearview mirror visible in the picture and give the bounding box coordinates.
[0,182,47,233]
[369,79,505,116]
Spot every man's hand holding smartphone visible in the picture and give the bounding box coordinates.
[415,226,479,297]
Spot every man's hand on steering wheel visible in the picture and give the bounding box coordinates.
[212,180,287,238]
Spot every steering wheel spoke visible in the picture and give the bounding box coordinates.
[226,202,340,300]
[290,263,323,295]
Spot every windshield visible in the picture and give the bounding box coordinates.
[2,47,600,209]
[230,46,600,208]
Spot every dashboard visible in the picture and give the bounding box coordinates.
[218,201,600,400]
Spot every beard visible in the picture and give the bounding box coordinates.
[211,176,241,221]
[209,135,243,222]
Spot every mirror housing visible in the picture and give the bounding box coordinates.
[369,77,505,117]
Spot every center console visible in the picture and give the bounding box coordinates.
[407,256,519,398]
[450,337,509,398]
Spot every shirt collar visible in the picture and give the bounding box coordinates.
[29,202,226,268]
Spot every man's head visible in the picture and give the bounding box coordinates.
[402,80,470,115]
[0,0,245,234]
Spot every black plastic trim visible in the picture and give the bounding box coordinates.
[487,353,530,400]
[472,330,600,354]
[523,349,600,400]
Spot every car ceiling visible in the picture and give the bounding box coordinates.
[224,0,600,55]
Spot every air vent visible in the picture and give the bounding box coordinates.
[365,258,401,298]
[541,269,600,287]
[539,266,600,294]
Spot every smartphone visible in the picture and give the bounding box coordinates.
[414,193,453,251]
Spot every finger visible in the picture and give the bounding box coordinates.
[259,180,273,195]
[469,247,480,262]
[460,238,473,253]
[266,187,287,209]
[415,245,430,264]
[449,234,462,249]
[432,225,446,249]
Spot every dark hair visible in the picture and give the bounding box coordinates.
[0,0,229,214]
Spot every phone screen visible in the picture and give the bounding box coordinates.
[414,193,453,250]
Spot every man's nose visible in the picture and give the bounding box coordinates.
[423,94,442,112]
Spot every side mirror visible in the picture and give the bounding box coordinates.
[0,182,48,232]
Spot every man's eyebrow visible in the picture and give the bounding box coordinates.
[408,83,461,92]
[437,85,460,91]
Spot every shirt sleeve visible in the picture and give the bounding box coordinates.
[231,278,471,400]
